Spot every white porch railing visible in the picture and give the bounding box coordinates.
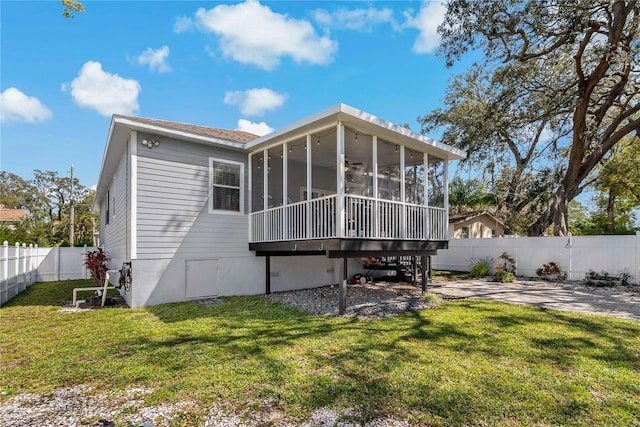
[249,194,447,243]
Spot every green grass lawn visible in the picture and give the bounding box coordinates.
[432,269,470,280]
[1,279,639,426]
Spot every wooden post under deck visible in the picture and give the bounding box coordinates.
[412,256,417,285]
[339,257,347,315]
[421,255,427,293]
[265,255,271,295]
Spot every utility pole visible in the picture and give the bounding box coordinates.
[69,164,75,246]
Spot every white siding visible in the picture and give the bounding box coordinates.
[135,133,250,259]
[100,144,130,265]
[101,133,348,307]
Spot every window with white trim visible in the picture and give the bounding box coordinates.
[209,158,244,213]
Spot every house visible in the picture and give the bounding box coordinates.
[93,104,466,309]
[448,211,506,238]
[0,204,28,230]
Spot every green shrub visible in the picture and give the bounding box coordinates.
[494,270,515,283]
[421,292,441,305]
[468,256,493,278]
[583,269,631,287]
[494,252,516,282]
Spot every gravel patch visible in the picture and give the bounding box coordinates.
[0,385,192,427]
[1,385,409,427]
[265,281,436,319]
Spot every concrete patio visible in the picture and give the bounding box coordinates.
[428,279,640,320]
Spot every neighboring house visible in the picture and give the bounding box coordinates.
[448,211,506,238]
[94,103,466,308]
[0,204,28,230]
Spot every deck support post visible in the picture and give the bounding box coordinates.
[421,255,428,293]
[412,256,417,285]
[339,257,347,315]
[265,255,271,295]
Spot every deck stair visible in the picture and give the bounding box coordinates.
[363,256,422,282]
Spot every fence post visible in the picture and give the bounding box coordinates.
[2,241,8,305]
[21,243,27,290]
[83,244,88,279]
[635,231,640,285]
[566,233,573,281]
[34,244,39,282]
[513,235,519,276]
[28,244,34,286]
[57,246,61,281]
[14,242,20,293]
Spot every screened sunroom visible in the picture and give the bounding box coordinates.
[245,104,465,256]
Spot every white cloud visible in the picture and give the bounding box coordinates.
[190,0,337,70]
[224,88,287,116]
[0,87,53,123]
[405,1,446,54]
[137,45,172,73]
[173,16,194,33]
[64,61,141,116]
[312,7,396,32]
[237,119,273,136]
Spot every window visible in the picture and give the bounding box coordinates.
[461,226,470,238]
[209,158,244,213]
[105,191,110,225]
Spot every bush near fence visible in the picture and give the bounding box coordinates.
[432,232,640,284]
[0,242,96,306]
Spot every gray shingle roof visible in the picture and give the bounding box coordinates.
[114,115,260,144]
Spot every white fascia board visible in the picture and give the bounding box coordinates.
[245,103,467,161]
[93,116,118,211]
[244,104,344,150]
[337,104,467,160]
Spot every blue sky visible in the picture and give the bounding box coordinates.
[1,0,472,189]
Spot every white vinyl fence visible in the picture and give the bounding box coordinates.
[432,232,640,284]
[0,242,96,306]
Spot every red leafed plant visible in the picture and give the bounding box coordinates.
[84,247,110,287]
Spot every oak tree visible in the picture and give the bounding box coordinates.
[62,0,84,18]
[422,0,640,235]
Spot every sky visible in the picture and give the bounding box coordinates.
[0,0,473,190]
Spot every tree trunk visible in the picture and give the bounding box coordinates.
[606,187,615,234]
[550,192,569,236]
[533,190,571,236]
